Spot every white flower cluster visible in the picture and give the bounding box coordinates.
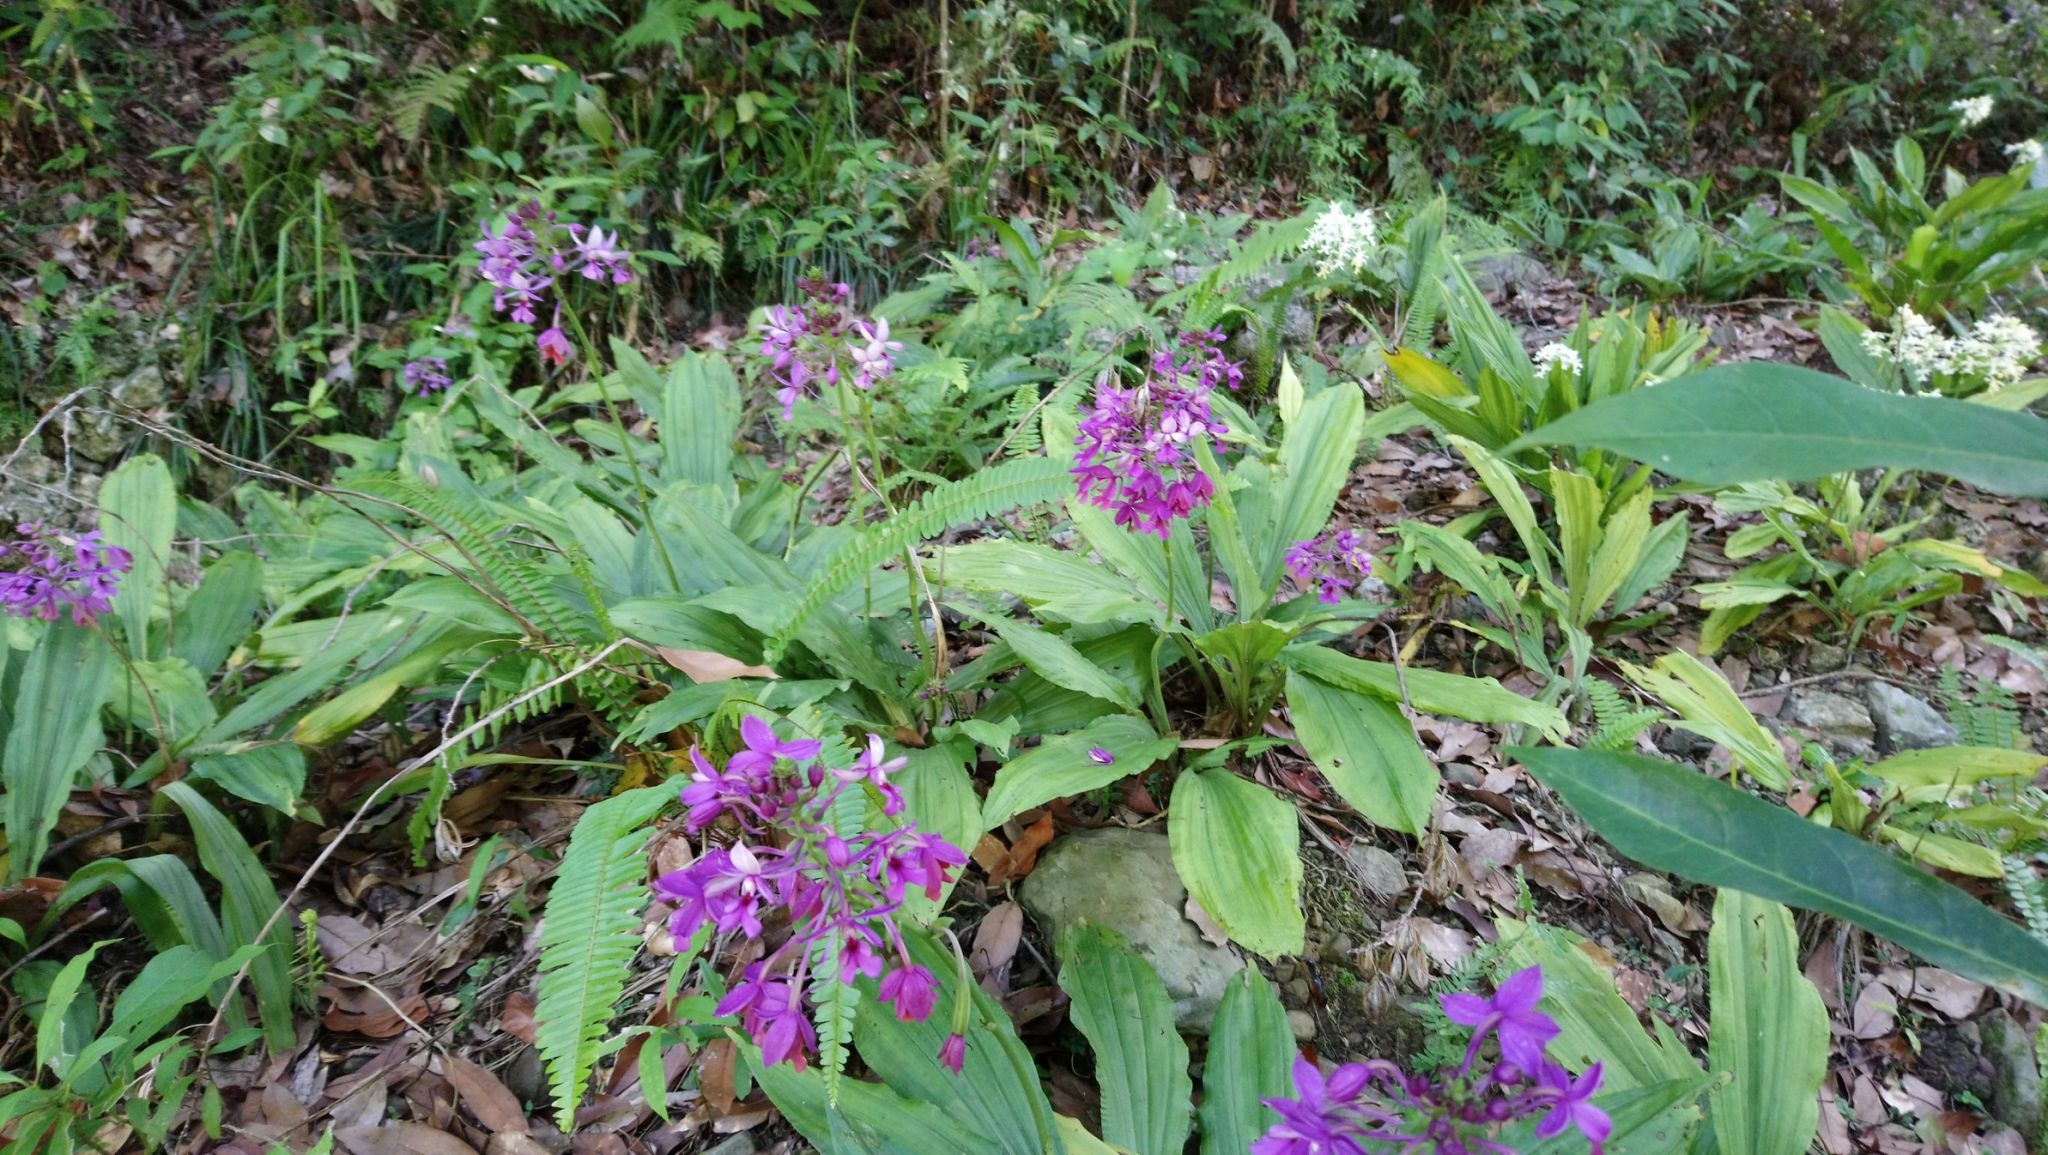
[1860,307,2042,389]
[1531,342,1583,377]
[2007,139,2044,168]
[1952,95,1995,129]
[1304,203,1380,278]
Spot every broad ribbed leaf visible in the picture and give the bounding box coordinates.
[996,622,1140,711]
[931,540,1160,626]
[1708,891,1827,1155]
[5,622,115,879]
[1621,652,1789,789]
[654,347,740,494]
[99,452,175,656]
[1168,770,1303,959]
[1260,386,1366,598]
[1058,924,1191,1155]
[750,1048,998,1155]
[1513,746,2048,1006]
[1284,670,1435,835]
[1497,917,1701,1092]
[1282,646,1566,738]
[160,782,296,1049]
[190,743,305,815]
[172,552,264,679]
[1510,363,2048,497]
[982,715,1176,829]
[1507,1076,1711,1155]
[1197,969,1294,1155]
[534,784,673,1128]
[849,928,1068,1155]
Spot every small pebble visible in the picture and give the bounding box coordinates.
[1287,1009,1318,1043]
[1320,934,1353,965]
[1285,977,1312,1002]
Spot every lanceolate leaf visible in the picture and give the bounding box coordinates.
[160,782,297,1050]
[1509,363,2048,497]
[1282,646,1566,737]
[5,621,115,880]
[1057,924,1191,1155]
[534,784,674,1128]
[1707,891,1827,1155]
[749,1046,997,1155]
[1284,670,1435,835]
[1260,385,1366,598]
[1168,770,1304,959]
[99,452,176,656]
[1496,917,1701,1093]
[982,716,1177,829]
[1514,746,2048,1006]
[996,621,1140,711]
[1197,969,1295,1155]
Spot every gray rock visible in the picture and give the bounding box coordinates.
[1287,1009,1318,1043]
[698,1138,756,1155]
[69,363,164,463]
[1020,827,1242,1031]
[1784,689,1876,758]
[1981,1008,2045,1144]
[1865,682,1959,752]
[1343,844,1408,901]
[1462,252,1553,299]
[1804,641,1850,673]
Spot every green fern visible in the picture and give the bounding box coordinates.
[534,784,674,1129]
[1004,385,1044,455]
[2006,854,2048,946]
[769,456,1073,657]
[809,784,866,1102]
[389,64,476,143]
[1939,667,2024,749]
[1585,679,1660,752]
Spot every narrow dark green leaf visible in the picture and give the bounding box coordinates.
[1197,969,1294,1155]
[172,552,264,680]
[4,622,115,878]
[1057,924,1191,1155]
[1509,363,2048,496]
[750,1048,999,1155]
[1513,746,2048,1006]
[160,782,296,1049]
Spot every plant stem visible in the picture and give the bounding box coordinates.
[560,306,683,592]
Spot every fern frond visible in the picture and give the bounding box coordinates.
[534,785,674,1129]
[809,784,866,1102]
[768,456,1072,656]
[1004,386,1043,455]
[1585,679,1659,751]
[389,64,475,143]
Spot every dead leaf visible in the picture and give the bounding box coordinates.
[1184,897,1231,948]
[986,814,1055,889]
[1877,967,1986,1019]
[500,992,539,1044]
[697,1038,737,1115]
[1620,873,1709,934]
[655,648,776,684]
[1852,981,1900,1040]
[322,981,428,1038]
[969,902,1024,986]
[443,1055,528,1135]
[1458,828,1525,876]
[336,1123,479,1155]
[1405,917,1474,968]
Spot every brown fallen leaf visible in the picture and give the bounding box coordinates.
[656,648,777,684]
[443,1055,528,1135]
[1184,896,1231,948]
[697,1038,738,1116]
[336,1122,479,1155]
[322,981,429,1038]
[969,901,1024,987]
[986,814,1056,889]
[500,992,539,1045]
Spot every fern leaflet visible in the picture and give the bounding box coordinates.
[534,784,673,1129]
[769,456,1072,657]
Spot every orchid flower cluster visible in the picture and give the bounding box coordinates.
[1304,202,1381,279]
[755,277,904,420]
[0,521,132,627]
[473,201,634,367]
[1256,966,1610,1155]
[1073,329,1245,538]
[653,717,970,1071]
[1860,307,2043,391]
[1286,528,1374,604]
[401,357,452,397]
[1530,343,1583,378]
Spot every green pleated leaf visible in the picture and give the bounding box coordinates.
[996,621,1141,711]
[1284,669,1436,835]
[190,743,307,816]
[749,1045,1001,1155]
[1281,645,1566,738]
[99,452,176,656]
[1513,745,2048,1006]
[1503,1075,1712,1155]
[1496,917,1702,1093]
[172,551,264,680]
[1168,769,1303,959]
[1197,968,1295,1155]
[933,540,1162,626]
[895,740,983,924]
[1259,385,1366,600]
[1707,891,1828,1155]
[982,715,1177,829]
[1057,923,1191,1155]
[848,928,1067,1155]
[159,782,296,1049]
[1509,363,2048,498]
[4,621,115,880]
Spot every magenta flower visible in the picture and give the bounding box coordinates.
[1073,330,1243,538]
[938,1033,967,1075]
[1285,528,1374,604]
[402,357,452,397]
[878,964,939,1022]
[847,318,902,390]
[1088,747,1115,765]
[0,522,132,627]
[751,279,898,421]
[1252,1058,1368,1155]
[473,201,632,364]
[1535,1061,1611,1154]
[536,321,572,367]
[570,224,633,285]
[648,713,970,1072]
[1442,965,1560,1075]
